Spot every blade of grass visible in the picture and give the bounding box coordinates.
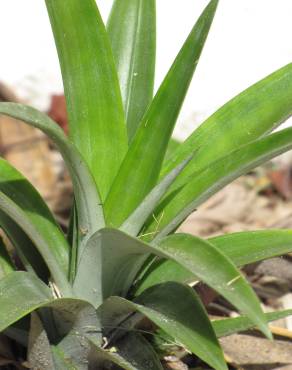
[107,0,156,142]
[105,0,218,226]
[45,0,128,200]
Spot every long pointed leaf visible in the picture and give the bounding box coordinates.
[108,0,156,141]
[135,229,292,294]
[161,63,292,191]
[0,103,104,251]
[0,211,49,280]
[45,0,128,200]
[98,282,227,370]
[154,233,270,338]
[148,127,292,239]
[210,229,292,266]
[0,159,71,294]
[105,0,218,226]
[0,193,71,295]
[213,309,292,338]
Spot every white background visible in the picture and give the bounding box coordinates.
[0,0,291,138]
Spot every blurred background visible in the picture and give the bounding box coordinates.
[0,0,291,139]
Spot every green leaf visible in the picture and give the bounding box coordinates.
[0,211,49,281]
[164,138,182,162]
[213,309,292,338]
[73,229,148,307]
[98,282,227,370]
[135,229,292,294]
[0,103,104,249]
[45,0,128,200]
[121,156,192,236]
[107,0,156,141]
[47,297,102,369]
[134,258,194,296]
[161,63,292,191]
[0,272,101,352]
[0,236,14,279]
[105,0,218,226]
[90,332,163,370]
[89,334,159,370]
[153,234,270,339]
[0,160,71,294]
[147,127,292,239]
[210,229,292,266]
[76,228,269,338]
[0,272,52,332]
[28,313,55,370]
[51,298,102,369]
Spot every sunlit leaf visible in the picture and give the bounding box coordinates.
[161,63,292,192]
[108,0,156,141]
[45,0,128,200]
[105,0,218,226]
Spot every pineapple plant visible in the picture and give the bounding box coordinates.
[0,0,292,369]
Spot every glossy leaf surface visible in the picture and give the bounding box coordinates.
[108,0,156,141]
[105,0,218,226]
[45,0,128,200]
